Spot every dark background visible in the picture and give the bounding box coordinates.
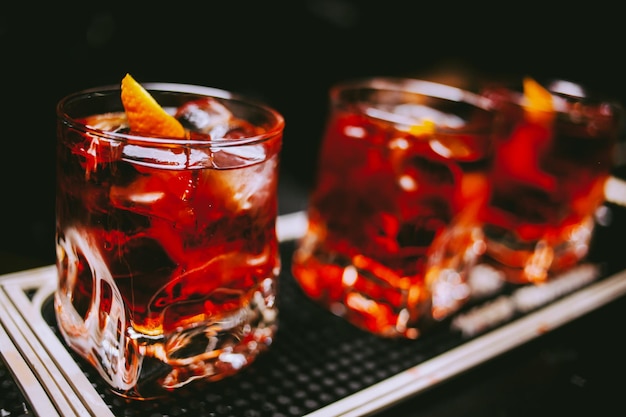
[2,1,625,266]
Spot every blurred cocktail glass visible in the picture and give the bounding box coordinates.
[291,77,497,338]
[429,77,623,285]
[55,76,284,399]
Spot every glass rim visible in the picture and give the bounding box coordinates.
[329,76,495,110]
[56,82,285,147]
[491,77,624,116]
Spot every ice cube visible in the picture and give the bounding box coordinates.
[82,112,129,132]
[203,155,278,212]
[394,104,465,128]
[176,97,233,138]
[211,143,268,169]
[109,171,198,232]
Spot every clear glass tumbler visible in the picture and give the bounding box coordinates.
[430,77,624,285]
[55,81,284,399]
[291,77,497,339]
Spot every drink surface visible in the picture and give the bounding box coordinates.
[292,100,492,338]
[55,93,282,398]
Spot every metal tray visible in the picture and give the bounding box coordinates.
[1,175,625,417]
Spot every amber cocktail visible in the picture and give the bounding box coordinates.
[446,78,624,284]
[55,76,284,399]
[292,77,496,338]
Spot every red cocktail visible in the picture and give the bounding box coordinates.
[473,78,623,283]
[55,77,284,399]
[292,77,496,338]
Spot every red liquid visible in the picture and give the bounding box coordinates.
[55,99,282,398]
[476,93,620,283]
[292,108,492,338]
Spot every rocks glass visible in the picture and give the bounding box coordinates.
[291,77,497,338]
[55,81,284,399]
[430,77,623,285]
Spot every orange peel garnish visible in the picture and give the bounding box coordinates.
[522,76,555,123]
[408,119,436,136]
[120,73,186,138]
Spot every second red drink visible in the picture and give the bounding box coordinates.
[292,77,497,338]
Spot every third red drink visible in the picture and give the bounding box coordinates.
[473,78,623,283]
